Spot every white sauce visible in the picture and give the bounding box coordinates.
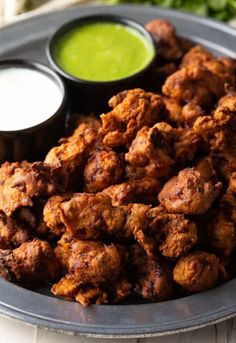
[0,67,63,131]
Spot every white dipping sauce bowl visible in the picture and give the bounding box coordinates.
[0,59,67,162]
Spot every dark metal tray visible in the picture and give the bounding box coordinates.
[0,4,236,338]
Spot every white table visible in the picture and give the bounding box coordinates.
[1,315,236,343]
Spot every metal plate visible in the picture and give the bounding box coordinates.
[0,4,236,338]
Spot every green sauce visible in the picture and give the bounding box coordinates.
[54,22,155,82]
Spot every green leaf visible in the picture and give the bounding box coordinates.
[207,0,227,11]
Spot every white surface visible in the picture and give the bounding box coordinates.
[0,315,236,343]
[0,67,62,131]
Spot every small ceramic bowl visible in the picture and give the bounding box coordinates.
[47,14,156,114]
[0,59,67,162]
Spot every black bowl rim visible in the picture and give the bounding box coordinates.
[0,59,67,135]
[46,14,157,85]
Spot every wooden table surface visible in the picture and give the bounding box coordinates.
[1,315,236,343]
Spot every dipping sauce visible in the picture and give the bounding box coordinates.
[53,22,155,82]
[0,67,62,131]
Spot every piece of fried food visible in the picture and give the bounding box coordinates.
[0,239,60,284]
[148,208,197,258]
[145,19,183,61]
[52,236,131,305]
[99,88,165,148]
[207,210,236,261]
[193,94,236,150]
[0,162,62,216]
[158,158,222,215]
[163,65,226,107]
[103,177,161,206]
[173,251,225,293]
[125,122,175,179]
[0,213,31,249]
[84,150,124,193]
[46,192,156,256]
[164,97,205,127]
[181,45,235,86]
[45,116,101,187]
[130,244,173,301]
[43,194,72,238]
[174,127,204,163]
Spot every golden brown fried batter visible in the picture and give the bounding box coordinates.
[145,19,183,61]
[158,158,222,215]
[164,97,205,127]
[52,237,131,305]
[45,116,101,187]
[163,65,226,107]
[0,162,61,216]
[0,213,31,249]
[181,45,235,86]
[207,210,236,261]
[46,192,156,256]
[174,128,204,163]
[173,251,225,293]
[60,193,126,240]
[0,239,59,284]
[54,236,127,284]
[84,150,124,193]
[149,209,197,258]
[103,177,161,206]
[68,115,101,144]
[163,97,183,124]
[99,89,165,148]
[43,194,72,237]
[130,244,173,301]
[125,122,175,179]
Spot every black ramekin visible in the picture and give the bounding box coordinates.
[47,14,156,114]
[0,59,67,162]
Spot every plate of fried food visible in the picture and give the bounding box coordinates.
[0,4,236,338]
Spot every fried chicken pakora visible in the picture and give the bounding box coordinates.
[173,251,226,293]
[0,162,62,216]
[0,239,59,284]
[130,244,173,301]
[84,149,124,193]
[99,88,165,148]
[52,235,131,305]
[158,158,222,215]
[0,18,235,307]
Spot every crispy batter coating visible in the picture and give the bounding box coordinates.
[100,89,165,148]
[60,193,126,240]
[163,65,226,107]
[181,45,235,86]
[193,95,236,149]
[149,209,197,258]
[43,194,72,237]
[145,19,183,60]
[0,239,59,284]
[174,128,204,163]
[84,150,124,193]
[207,210,236,260]
[47,192,156,256]
[130,244,173,301]
[173,251,225,293]
[0,213,31,249]
[0,162,62,216]
[125,122,175,179]
[103,177,161,206]
[45,116,101,187]
[164,97,205,127]
[158,158,222,215]
[52,236,131,305]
